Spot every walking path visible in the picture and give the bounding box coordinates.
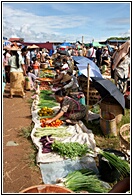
[3,84,42,193]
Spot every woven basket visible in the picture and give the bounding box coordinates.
[119,123,130,150]
[20,184,73,193]
[41,63,49,69]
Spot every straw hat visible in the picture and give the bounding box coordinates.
[61,74,72,83]
[104,46,108,50]
[3,46,11,50]
[104,60,110,65]
[10,46,21,51]
[28,44,39,49]
[114,46,118,50]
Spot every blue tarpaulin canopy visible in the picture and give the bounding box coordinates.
[60,42,72,47]
[72,56,103,78]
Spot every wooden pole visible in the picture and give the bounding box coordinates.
[82,36,84,56]
[86,63,90,121]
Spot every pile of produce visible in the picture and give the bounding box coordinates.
[39,135,54,153]
[51,141,89,159]
[40,70,55,78]
[40,81,51,91]
[34,127,71,138]
[38,107,54,117]
[38,90,58,108]
[99,150,130,179]
[58,169,109,193]
[40,118,63,127]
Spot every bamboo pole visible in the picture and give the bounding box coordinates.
[86,63,90,122]
[82,36,84,56]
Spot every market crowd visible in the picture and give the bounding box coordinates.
[2,40,130,193]
[3,41,130,97]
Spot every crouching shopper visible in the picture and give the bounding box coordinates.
[45,89,87,125]
[61,68,79,95]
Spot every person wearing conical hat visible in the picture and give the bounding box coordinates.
[8,46,27,99]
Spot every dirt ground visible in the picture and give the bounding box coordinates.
[3,84,43,193]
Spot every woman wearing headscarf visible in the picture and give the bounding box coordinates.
[113,41,130,94]
[45,89,87,125]
[8,46,27,98]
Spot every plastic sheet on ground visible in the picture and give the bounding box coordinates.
[31,121,96,164]
[88,110,100,121]
[39,156,99,184]
[30,91,101,185]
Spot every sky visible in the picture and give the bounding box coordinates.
[2,1,131,43]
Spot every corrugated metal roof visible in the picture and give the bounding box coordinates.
[21,42,53,50]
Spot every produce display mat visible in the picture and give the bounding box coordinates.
[31,122,96,164]
[39,156,99,184]
[30,89,100,184]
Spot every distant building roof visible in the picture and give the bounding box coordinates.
[21,42,53,50]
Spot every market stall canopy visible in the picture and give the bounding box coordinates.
[60,42,72,47]
[85,42,106,48]
[91,77,125,111]
[72,56,103,78]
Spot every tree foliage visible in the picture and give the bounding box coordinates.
[107,37,130,40]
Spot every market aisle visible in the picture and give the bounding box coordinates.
[3,84,42,193]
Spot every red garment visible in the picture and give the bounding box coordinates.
[32,62,39,70]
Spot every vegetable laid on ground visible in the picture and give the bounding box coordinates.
[51,141,89,159]
[40,118,63,127]
[57,170,109,193]
[34,127,72,138]
[99,150,130,179]
[39,135,54,153]
[38,107,54,117]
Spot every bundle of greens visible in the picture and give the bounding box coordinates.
[62,170,109,193]
[38,90,58,108]
[34,127,72,138]
[99,150,130,179]
[39,71,55,78]
[51,141,89,159]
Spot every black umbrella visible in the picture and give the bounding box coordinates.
[91,77,125,111]
[58,50,69,56]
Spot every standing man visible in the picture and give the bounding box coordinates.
[96,46,102,67]
[87,43,96,62]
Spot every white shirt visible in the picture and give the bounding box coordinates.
[61,63,69,74]
[8,54,23,73]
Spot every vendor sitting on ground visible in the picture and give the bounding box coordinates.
[52,66,64,85]
[60,58,69,74]
[45,89,87,125]
[60,68,79,95]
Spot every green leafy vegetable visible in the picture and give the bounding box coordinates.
[99,150,130,179]
[63,170,109,193]
[51,141,89,159]
[34,127,72,138]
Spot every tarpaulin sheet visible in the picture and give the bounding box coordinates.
[40,156,99,184]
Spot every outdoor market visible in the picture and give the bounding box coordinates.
[3,39,130,193]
